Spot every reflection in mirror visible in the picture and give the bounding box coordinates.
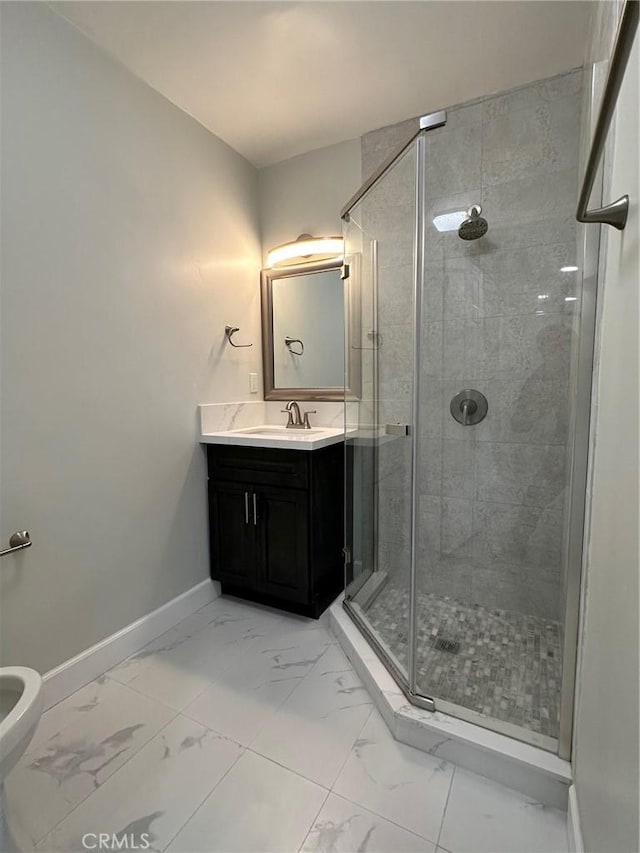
[261,259,361,401]
[272,268,344,389]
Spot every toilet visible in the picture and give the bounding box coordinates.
[0,667,42,852]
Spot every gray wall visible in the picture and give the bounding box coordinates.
[573,7,639,852]
[364,70,583,625]
[258,140,361,267]
[0,3,262,673]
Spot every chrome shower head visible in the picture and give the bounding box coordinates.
[458,205,488,240]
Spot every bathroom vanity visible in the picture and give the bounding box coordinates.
[200,254,353,618]
[203,433,344,618]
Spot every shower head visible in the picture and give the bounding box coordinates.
[458,205,488,240]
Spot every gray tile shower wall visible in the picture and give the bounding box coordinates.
[361,70,583,620]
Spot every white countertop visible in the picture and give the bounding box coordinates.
[200,424,346,451]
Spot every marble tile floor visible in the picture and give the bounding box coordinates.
[366,582,563,739]
[7,595,568,853]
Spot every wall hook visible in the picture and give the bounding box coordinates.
[225,325,253,348]
[284,336,304,356]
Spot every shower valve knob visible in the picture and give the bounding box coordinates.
[450,390,488,426]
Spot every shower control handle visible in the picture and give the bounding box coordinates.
[450,390,488,426]
[460,399,478,425]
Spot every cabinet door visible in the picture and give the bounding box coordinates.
[256,486,309,604]
[209,481,256,588]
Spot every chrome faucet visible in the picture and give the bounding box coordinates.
[281,400,316,430]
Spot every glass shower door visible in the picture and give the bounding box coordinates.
[341,79,588,756]
[413,90,583,751]
[343,141,418,685]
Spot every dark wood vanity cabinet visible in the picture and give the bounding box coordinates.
[206,442,343,618]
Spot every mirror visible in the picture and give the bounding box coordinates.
[261,258,360,401]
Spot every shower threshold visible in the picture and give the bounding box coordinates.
[329,596,572,810]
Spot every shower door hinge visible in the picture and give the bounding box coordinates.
[408,691,436,712]
[342,546,351,567]
[341,264,350,280]
[385,423,410,437]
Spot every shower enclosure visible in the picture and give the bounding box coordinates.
[342,72,590,760]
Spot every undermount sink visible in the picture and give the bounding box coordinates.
[234,426,328,438]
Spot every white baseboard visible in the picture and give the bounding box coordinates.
[567,785,584,853]
[42,579,220,710]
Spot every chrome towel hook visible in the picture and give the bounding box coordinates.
[225,325,252,348]
[285,336,304,356]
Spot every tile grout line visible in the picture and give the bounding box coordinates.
[158,631,343,850]
[244,748,332,795]
[304,685,449,848]
[328,789,443,848]
[158,744,248,853]
[414,231,581,265]
[390,237,579,275]
[33,708,180,847]
[244,645,375,792]
[435,764,457,850]
[253,640,342,718]
[165,626,338,750]
[117,618,338,849]
[247,703,375,788]
[105,671,215,716]
[327,703,376,791]
[108,614,333,716]
[31,603,328,846]
[296,787,332,853]
[31,598,497,852]
[180,675,304,748]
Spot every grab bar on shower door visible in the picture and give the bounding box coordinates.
[576,0,639,230]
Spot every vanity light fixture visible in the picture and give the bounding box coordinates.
[267,234,344,268]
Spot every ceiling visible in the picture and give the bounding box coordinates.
[51,1,592,168]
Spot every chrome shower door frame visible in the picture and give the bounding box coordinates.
[557,57,610,762]
[341,111,446,712]
[407,129,431,707]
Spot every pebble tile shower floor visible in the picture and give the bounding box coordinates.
[366,581,563,739]
[6,594,568,852]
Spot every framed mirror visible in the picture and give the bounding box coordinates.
[261,258,361,401]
